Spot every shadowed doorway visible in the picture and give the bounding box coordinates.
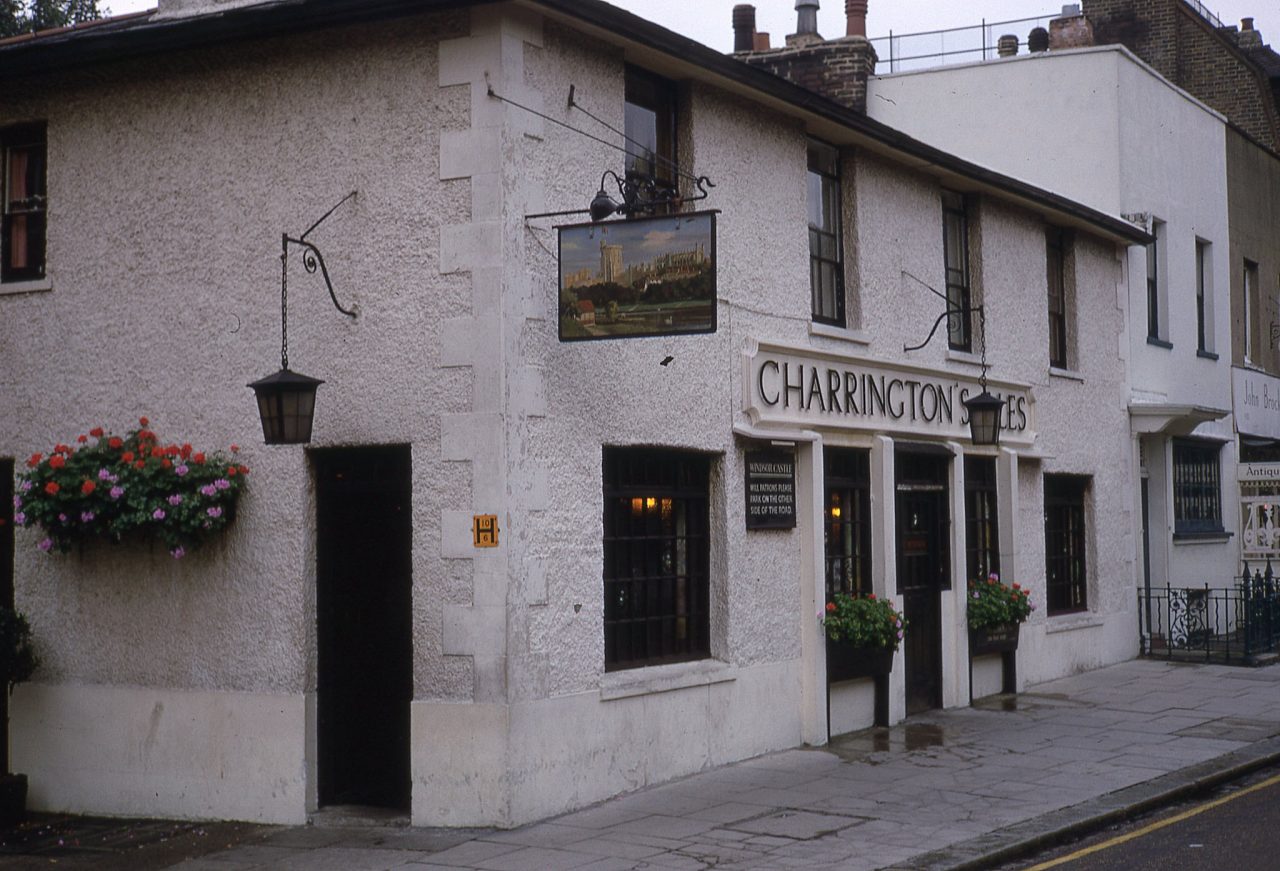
[896,449,950,716]
[313,446,412,810]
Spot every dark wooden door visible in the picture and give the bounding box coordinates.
[896,453,950,716]
[0,460,12,774]
[314,446,413,809]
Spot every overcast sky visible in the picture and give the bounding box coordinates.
[102,0,1272,53]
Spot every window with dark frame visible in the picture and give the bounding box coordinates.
[808,139,844,326]
[942,190,972,351]
[1044,474,1088,615]
[823,447,870,599]
[1196,239,1210,353]
[1173,439,1223,535]
[1146,220,1163,341]
[624,67,677,213]
[602,447,710,671]
[1244,259,1259,363]
[1046,227,1069,369]
[2,123,47,284]
[964,456,1000,582]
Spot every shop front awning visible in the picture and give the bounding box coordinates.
[1128,402,1230,436]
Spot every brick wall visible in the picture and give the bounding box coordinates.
[740,37,878,113]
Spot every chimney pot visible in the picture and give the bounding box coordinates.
[796,0,820,37]
[754,32,772,50]
[1028,26,1049,52]
[997,34,1018,57]
[846,0,868,37]
[733,4,757,52]
[1242,17,1254,31]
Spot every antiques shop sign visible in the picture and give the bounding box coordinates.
[743,341,1035,446]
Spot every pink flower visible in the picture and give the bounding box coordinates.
[170,547,186,560]
[206,506,223,518]
[152,508,166,521]
[38,538,52,552]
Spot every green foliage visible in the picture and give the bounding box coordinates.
[14,418,249,558]
[967,573,1034,630]
[0,608,37,695]
[0,0,103,38]
[823,592,906,652]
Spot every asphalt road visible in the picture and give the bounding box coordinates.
[1002,766,1280,870]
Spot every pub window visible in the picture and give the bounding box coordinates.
[824,447,870,598]
[1146,218,1166,344]
[2,123,47,284]
[808,139,844,326]
[1044,474,1088,615]
[1172,439,1223,535]
[602,447,710,671]
[964,456,1000,582]
[1046,227,1073,369]
[942,190,972,351]
[624,67,677,214]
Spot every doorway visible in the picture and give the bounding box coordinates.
[313,446,413,810]
[1,460,12,774]
[896,450,950,715]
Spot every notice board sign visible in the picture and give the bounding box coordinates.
[744,449,796,530]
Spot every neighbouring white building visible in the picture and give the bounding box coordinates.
[0,0,1149,828]
[867,37,1239,608]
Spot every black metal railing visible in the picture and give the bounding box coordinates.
[1138,563,1280,664]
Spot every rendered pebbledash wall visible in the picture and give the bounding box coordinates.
[1,9,473,824]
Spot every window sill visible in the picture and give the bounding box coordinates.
[599,658,736,701]
[1048,366,1084,383]
[946,348,982,366]
[1045,613,1105,634]
[1196,349,1219,361]
[1173,530,1233,544]
[809,322,870,345]
[0,277,52,296]
[1146,336,1173,350]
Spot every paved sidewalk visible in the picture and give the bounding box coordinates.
[174,659,1280,870]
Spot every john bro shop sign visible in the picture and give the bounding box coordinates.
[743,342,1035,447]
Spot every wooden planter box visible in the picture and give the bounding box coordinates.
[826,639,895,683]
[969,622,1021,656]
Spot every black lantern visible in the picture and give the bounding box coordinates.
[248,368,325,445]
[963,388,1005,447]
[249,192,358,445]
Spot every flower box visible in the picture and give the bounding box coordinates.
[826,639,894,683]
[969,622,1020,656]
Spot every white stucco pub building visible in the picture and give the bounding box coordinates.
[0,0,1151,828]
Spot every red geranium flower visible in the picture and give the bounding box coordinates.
[81,480,96,495]
[53,444,71,455]
[826,602,836,613]
[76,434,88,443]
[868,593,876,600]
[230,444,239,453]
[49,455,66,469]
[44,481,59,495]
[193,452,205,465]
[139,417,150,427]
[237,465,249,475]
[89,427,104,438]
[108,437,123,449]
[121,451,134,463]
[134,461,146,470]
[227,466,237,476]
[161,458,172,469]
[180,444,192,459]
[26,453,42,468]
[151,447,164,458]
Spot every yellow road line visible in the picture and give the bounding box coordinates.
[1025,772,1280,870]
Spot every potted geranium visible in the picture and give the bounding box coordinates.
[823,592,906,682]
[14,418,248,559]
[0,607,37,826]
[967,572,1033,655]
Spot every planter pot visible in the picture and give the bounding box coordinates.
[969,622,1021,656]
[826,639,895,683]
[0,773,27,828]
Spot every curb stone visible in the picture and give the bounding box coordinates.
[887,734,1280,870]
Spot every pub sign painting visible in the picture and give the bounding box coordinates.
[558,211,717,341]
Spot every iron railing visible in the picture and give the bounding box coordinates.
[870,14,1057,75]
[1138,563,1280,664]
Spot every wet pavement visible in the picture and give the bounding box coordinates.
[7,658,1280,869]
[0,814,270,869]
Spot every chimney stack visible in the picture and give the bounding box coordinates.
[733,4,757,53]
[1049,3,1093,50]
[1236,17,1263,48]
[846,0,868,38]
